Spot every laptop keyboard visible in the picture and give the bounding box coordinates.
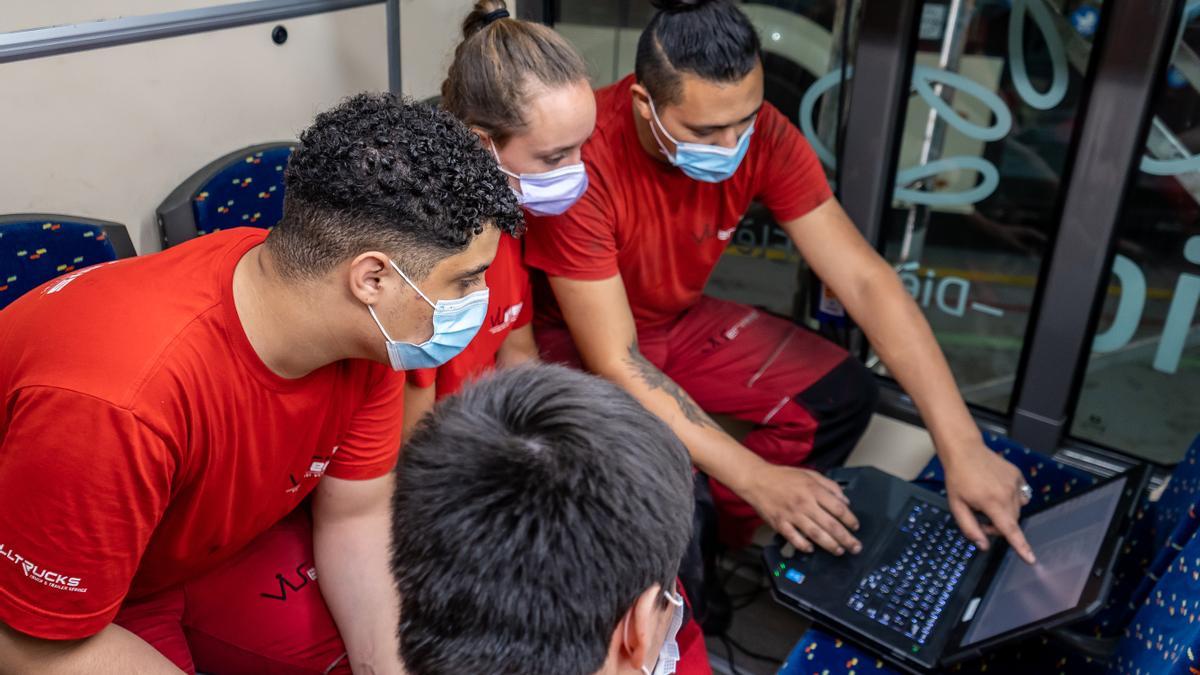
[845,500,977,645]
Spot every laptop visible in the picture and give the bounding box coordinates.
[764,464,1149,673]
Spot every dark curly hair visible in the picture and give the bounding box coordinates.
[267,92,524,280]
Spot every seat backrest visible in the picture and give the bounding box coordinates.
[157,142,295,248]
[912,432,1099,501]
[0,215,136,310]
[1102,436,1200,629]
[1150,435,1200,546]
[1108,500,1200,674]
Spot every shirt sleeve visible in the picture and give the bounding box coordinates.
[754,103,835,224]
[325,366,406,480]
[0,387,175,640]
[523,163,621,280]
[408,368,436,389]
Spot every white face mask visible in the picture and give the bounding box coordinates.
[642,590,685,675]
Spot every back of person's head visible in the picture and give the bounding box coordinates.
[443,0,590,143]
[391,364,694,675]
[635,0,762,106]
[267,92,523,281]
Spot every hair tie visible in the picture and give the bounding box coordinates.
[482,8,510,25]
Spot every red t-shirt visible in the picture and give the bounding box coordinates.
[524,74,833,332]
[0,229,405,640]
[409,233,531,398]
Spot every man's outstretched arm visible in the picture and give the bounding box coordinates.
[781,198,1034,563]
[549,273,861,556]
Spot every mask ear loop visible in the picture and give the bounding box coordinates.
[489,139,522,181]
[641,589,685,675]
[387,259,435,309]
[366,304,396,342]
[646,97,679,162]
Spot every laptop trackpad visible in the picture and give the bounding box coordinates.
[775,505,892,603]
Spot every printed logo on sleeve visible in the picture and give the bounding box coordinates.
[304,446,338,479]
[488,303,525,335]
[287,446,341,493]
[0,543,88,593]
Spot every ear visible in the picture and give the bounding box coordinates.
[347,251,391,305]
[470,126,497,149]
[614,585,665,673]
[630,82,654,123]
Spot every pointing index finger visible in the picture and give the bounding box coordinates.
[994,513,1036,565]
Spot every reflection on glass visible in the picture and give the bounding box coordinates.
[553,0,858,318]
[864,0,1105,414]
[713,0,858,318]
[1071,6,1200,465]
[554,2,655,87]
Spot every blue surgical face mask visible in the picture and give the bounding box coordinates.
[647,97,755,183]
[366,260,489,370]
[492,141,589,216]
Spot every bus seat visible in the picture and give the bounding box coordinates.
[1109,490,1200,674]
[157,143,295,249]
[0,214,135,310]
[777,433,1200,675]
[911,432,1099,504]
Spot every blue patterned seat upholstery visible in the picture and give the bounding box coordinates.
[778,434,1200,675]
[0,215,136,310]
[1110,506,1200,675]
[157,143,295,248]
[912,432,1098,504]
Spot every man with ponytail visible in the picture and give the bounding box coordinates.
[526,0,1036,568]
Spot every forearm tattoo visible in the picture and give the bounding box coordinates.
[624,343,721,431]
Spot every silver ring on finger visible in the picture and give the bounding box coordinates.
[1019,482,1033,503]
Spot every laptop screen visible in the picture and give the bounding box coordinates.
[961,475,1128,646]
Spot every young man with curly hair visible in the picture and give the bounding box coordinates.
[0,93,522,674]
